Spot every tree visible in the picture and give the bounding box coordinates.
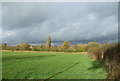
[18,43,30,50]
[46,36,51,50]
[62,41,71,49]
[2,43,7,50]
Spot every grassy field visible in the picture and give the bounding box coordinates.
[2,51,107,79]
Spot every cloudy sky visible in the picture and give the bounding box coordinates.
[1,2,118,44]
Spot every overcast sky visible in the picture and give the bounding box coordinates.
[1,2,118,44]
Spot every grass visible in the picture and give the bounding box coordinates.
[2,51,107,79]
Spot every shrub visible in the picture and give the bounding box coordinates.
[17,43,31,50]
[37,44,46,51]
[50,46,61,52]
[86,42,101,51]
[88,46,103,60]
[73,44,87,52]
[107,64,120,79]
[1,43,7,50]
[0,45,1,50]
[102,43,119,66]
[87,43,120,79]
[66,47,74,52]
[31,46,38,51]
[87,42,101,60]
[7,46,19,51]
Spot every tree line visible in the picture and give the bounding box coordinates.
[1,36,87,52]
[0,36,120,79]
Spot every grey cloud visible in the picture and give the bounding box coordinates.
[2,2,56,30]
[2,2,118,44]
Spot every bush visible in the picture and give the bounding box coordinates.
[65,47,74,52]
[107,64,120,79]
[103,43,119,66]
[31,46,38,51]
[87,42,101,60]
[1,43,7,50]
[87,43,120,79]
[88,46,101,60]
[73,44,87,52]
[7,46,19,51]
[37,44,46,51]
[17,43,31,50]
[50,46,61,52]
[86,42,101,51]
[0,45,1,50]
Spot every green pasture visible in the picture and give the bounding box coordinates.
[2,51,107,79]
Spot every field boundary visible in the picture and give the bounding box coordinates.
[1,50,88,54]
[45,61,81,80]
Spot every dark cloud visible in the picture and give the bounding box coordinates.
[2,2,57,30]
[2,2,118,44]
